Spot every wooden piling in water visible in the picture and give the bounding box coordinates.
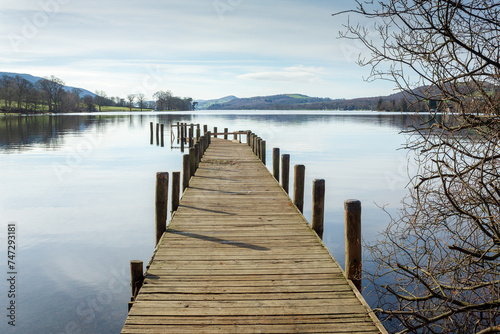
[189,127,193,148]
[172,172,180,214]
[156,123,160,146]
[345,199,362,292]
[182,154,190,191]
[282,154,290,194]
[180,124,185,152]
[176,122,180,143]
[293,165,305,213]
[150,122,153,145]
[189,147,196,179]
[129,260,143,310]
[312,179,325,239]
[260,140,266,165]
[160,124,164,147]
[273,148,280,181]
[155,172,169,246]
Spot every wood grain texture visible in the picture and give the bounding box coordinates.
[122,138,386,334]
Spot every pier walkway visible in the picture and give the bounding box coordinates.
[122,137,386,333]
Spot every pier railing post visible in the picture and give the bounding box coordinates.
[224,127,228,140]
[345,199,362,292]
[311,179,325,239]
[247,131,251,146]
[160,124,164,147]
[189,147,196,178]
[188,127,193,148]
[182,154,190,191]
[281,154,290,194]
[150,122,153,145]
[194,142,200,169]
[293,165,305,213]
[214,127,217,138]
[155,172,169,246]
[196,128,200,142]
[203,124,208,134]
[273,148,280,181]
[260,140,266,165]
[129,260,144,310]
[172,172,180,214]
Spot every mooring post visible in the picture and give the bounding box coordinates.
[129,260,144,307]
[214,127,218,138]
[224,127,228,140]
[177,122,181,144]
[189,147,196,178]
[194,142,200,170]
[312,179,325,239]
[345,199,362,292]
[247,131,251,146]
[155,172,169,246]
[160,124,164,147]
[281,154,290,194]
[196,128,200,142]
[293,165,305,213]
[260,140,266,165]
[203,124,208,134]
[156,123,160,146]
[182,154,190,191]
[188,127,193,148]
[150,122,153,145]
[172,172,180,214]
[273,148,280,181]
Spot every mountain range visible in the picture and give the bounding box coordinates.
[0,72,96,98]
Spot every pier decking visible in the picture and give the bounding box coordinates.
[122,137,386,333]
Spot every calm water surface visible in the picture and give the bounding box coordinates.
[0,111,423,333]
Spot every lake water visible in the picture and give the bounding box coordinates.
[0,111,423,333]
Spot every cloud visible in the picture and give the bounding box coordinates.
[238,66,324,83]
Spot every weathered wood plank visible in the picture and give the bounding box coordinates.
[121,138,386,334]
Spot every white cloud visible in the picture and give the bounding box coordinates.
[239,66,324,83]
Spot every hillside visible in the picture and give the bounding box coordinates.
[195,95,238,110]
[0,72,95,97]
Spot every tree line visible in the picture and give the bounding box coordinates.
[0,75,196,113]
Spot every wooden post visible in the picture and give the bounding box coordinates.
[160,124,164,147]
[345,199,362,292]
[273,148,280,181]
[281,154,290,194]
[180,123,185,152]
[155,172,169,246]
[233,131,237,140]
[156,123,160,146]
[293,165,305,213]
[247,131,251,146]
[196,128,201,141]
[224,128,228,140]
[182,154,190,191]
[130,260,143,300]
[214,127,218,138]
[176,122,180,143]
[172,172,180,214]
[194,142,200,170]
[207,131,211,145]
[150,122,153,145]
[260,140,266,165]
[189,147,196,178]
[203,124,208,134]
[312,179,325,239]
[188,127,193,148]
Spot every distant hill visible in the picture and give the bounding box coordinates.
[196,95,238,110]
[0,72,95,98]
[206,94,332,110]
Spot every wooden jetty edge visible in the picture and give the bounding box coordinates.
[123,130,387,333]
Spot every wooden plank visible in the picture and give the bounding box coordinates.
[121,138,386,334]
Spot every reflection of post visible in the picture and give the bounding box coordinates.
[150,122,153,145]
[293,165,305,213]
[345,199,362,292]
[311,179,325,239]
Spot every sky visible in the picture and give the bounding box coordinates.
[0,0,397,101]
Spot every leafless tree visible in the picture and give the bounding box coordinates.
[337,1,500,333]
[38,76,65,113]
[127,94,135,111]
[136,93,145,111]
[94,90,107,112]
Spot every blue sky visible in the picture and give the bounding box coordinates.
[0,0,396,100]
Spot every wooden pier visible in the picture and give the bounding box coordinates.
[123,134,386,333]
